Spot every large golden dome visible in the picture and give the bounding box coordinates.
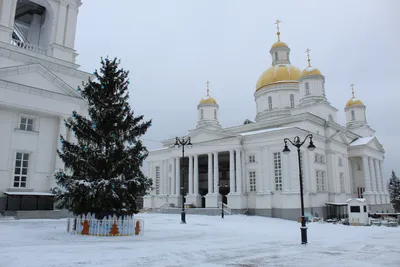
[199,97,217,105]
[256,64,301,91]
[300,67,322,78]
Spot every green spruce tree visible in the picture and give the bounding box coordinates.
[389,170,400,212]
[53,57,152,219]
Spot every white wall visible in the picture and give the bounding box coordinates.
[0,109,58,194]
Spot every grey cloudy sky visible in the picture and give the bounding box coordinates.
[75,0,399,177]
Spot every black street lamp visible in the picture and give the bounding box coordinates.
[218,181,229,219]
[174,136,193,224]
[282,134,316,245]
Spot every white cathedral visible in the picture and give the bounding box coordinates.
[0,0,89,215]
[144,22,391,219]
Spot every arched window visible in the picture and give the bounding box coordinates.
[214,109,217,119]
[290,94,294,108]
[305,82,310,95]
[275,52,278,60]
[200,109,204,119]
[268,96,272,110]
[351,110,355,121]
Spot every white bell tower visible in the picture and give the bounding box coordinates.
[0,0,81,63]
[197,81,221,129]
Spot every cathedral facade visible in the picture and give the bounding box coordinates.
[144,23,390,219]
[0,0,89,214]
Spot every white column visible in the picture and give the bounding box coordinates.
[235,149,242,193]
[171,158,176,195]
[263,147,271,193]
[347,158,354,194]
[229,150,235,193]
[164,160,169,195]
[369,157,378,194]
[54,2,68,44]
[213,152,219,194]
[241,149,246,193]
[379,160,389,203]
[175,157,180,196]
[362,156,372,193]
[194,155,199,194]
[56,117,67,170]
[188,155,193,194]
[257,147,263,193]
[0,0,17,43]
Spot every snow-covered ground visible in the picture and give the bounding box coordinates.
[0,213,399,267]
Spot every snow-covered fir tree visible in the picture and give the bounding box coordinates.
[53,57,152,219]
[389,170,400,212]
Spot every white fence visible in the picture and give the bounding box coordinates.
[67,213,144,236]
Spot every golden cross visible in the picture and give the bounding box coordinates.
[275,20,281,41]
[350,84,355,98]
[206,80,210,96]
[305,48,311,67]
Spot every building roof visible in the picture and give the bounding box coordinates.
[3,191,54,196]
[239,127,291,136]
[350,136,374,146]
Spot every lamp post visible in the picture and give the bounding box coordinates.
[282,134,316,245]
[218,181,229,219]
[174,137,193,224]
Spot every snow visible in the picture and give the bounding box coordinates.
[239,126,291,136]
[350,136,375,146]
[0,213,399,267]
[3,191,54,196]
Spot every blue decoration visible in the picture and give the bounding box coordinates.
[84,146,87,151]
[76,87,79,91]
[149,123,152,127]
[93,123,96,129]
[127,81,130,84]
[101,85,104,89]
[93,71,96,75]
[139,154,143,159]
[105,58,108,61]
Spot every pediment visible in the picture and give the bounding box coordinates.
[350,136,385,153]
[329,131,349,145]
[0,64,80,98]
[187,128,238,143]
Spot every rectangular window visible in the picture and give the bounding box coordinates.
[316,170,326,192]
[19,117,34,131]
[350,206,360,213]
[290,94,295,108]
[169,164,172,172]
[314,153,325,164]
[268,96,272,111]
[340,172,345,193]
[200,109,204,119]
[14,152,29,187]
[357,187,365,198]
[155,166,160,194]
[249,171,256,192]
[338,157,343,166]
[274,152,282,191]
[249,155,255,163]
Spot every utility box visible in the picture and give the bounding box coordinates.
[346,198,369,225]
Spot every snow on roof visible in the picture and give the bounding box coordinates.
[350,136,374,146]
[3,191,54,196]
[325,202,348,206]
[239,127,292,136]
[346,198,366,203]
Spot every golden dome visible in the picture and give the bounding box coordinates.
[199,97,217,105]
[345,98,364,108]
[271,41,288,49]
[256,64,301,91]
[300,67,322,78]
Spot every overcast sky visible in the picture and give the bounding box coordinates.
[75,0,399,177]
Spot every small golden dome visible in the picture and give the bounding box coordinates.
[345,98,364,108]
[300,67,322,78]
[199,97,217,105]
[271,41,288,49]
[256,64,301,91]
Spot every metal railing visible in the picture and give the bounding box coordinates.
[10,38,47,55]
[218,202,232,215]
